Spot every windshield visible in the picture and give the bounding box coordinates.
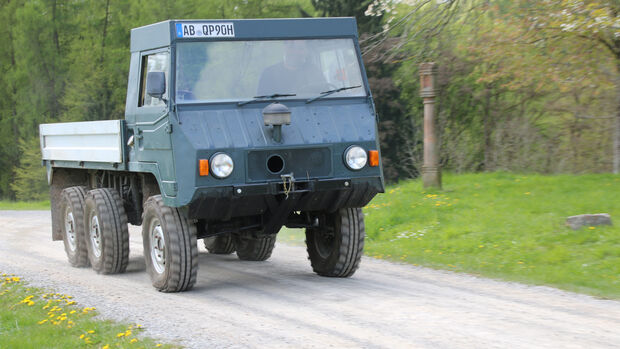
[175,39,366,103]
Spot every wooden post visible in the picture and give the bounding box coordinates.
[419,63,442,189]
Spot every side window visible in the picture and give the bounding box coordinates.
[138,52,169,107]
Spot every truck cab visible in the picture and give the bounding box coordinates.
[41,18,384,292]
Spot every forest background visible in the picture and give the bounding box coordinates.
[0,0,618,200]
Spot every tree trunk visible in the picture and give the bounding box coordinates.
[614,61,620,174]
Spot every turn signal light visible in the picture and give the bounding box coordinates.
[369,150,379,167]
[199,159,209,176]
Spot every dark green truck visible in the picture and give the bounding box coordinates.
[40,18,384,292]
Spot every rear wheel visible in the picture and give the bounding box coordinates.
[203,235,235,254]
[233,234,276,261]
[305,208,365,277]
[59,186,89,267]
[84,188,129,274]
[142,195,198,292]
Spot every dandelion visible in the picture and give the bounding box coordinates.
[125,329,132,336]
[38,319,48,325]
[117,332,126,338]
[87,330,95,334]
[103,346,110,349]
[588,226,595,230]
[156,345,162,347]
[130,338,138,344]
[66,301,76,305]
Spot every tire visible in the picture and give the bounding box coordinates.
[233,234,276,261]
[142,195,198,292]
[84,188,129,274]
[305,208,365,277]
[203,235,235,254]
[59,186,89,267]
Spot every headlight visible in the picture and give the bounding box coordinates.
[344,146,367,170]
[210,153,234,178]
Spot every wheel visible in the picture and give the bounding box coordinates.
[84,188,129,274]
[142,195,198,292]
[203,235,235,254]
[233,234,276,261]
[59,186,89,267]
[305,208,365,277]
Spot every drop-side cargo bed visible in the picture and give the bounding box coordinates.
[40,120,125,168]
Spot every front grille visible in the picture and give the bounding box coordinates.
[246,147,332,182]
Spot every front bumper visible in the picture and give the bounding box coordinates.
[187,176,383,220]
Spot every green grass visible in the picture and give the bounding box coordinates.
[0,274,176,348]
[0,200,50,210]
[279,173,620,299]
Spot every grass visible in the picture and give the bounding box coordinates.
[0,200,50,210]
[0,273,176,348]
[280,173,620,299]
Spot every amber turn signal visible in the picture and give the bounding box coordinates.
[368,150,379,167]
[199,159,209,176]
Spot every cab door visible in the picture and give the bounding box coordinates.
[130,49,178,198]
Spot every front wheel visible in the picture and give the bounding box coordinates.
[142,195,198,292]
[305,208,365,277]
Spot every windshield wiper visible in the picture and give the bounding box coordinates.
[238,93,296,106]
[305,85,362,104]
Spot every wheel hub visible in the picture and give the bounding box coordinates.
[150,221,166,274]
[89,215,102,257]
[64,209,77,252]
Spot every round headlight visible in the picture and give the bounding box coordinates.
[344,146,367,170]
[210,153,234,178]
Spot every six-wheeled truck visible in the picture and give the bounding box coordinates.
[40,18,384,292]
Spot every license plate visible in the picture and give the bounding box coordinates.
[176,22,235,38]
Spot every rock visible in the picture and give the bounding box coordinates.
[565,214,612,230]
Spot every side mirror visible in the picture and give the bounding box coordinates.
[146,72,166,99]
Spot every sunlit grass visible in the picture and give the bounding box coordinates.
[0,200,50,210]
[280,173,620,299]
[0,273,176,348]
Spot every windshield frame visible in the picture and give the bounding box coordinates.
[171,37,370,105]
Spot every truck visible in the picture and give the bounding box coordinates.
[40,18,384,292]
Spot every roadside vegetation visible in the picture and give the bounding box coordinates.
[0,273,175,348]
[281,173,620,299]
[0,200,49,210]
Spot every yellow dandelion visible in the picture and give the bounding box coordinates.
[38,319,48,325]
[103,346,110,349]
[80,334,85,339]
[87,330,95,334]
[117,333,125,338]
[130,338,138,344]
[125,329,132,336]
[588,226,595,230]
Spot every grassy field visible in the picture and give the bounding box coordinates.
[281,173,620,299]
[0,200,50,210]
[0,274,175,348]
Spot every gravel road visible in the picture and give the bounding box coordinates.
[1,210,619,348]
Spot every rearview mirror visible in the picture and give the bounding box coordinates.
[146,72,166,99]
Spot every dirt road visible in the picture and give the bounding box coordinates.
[0,210,618,348]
